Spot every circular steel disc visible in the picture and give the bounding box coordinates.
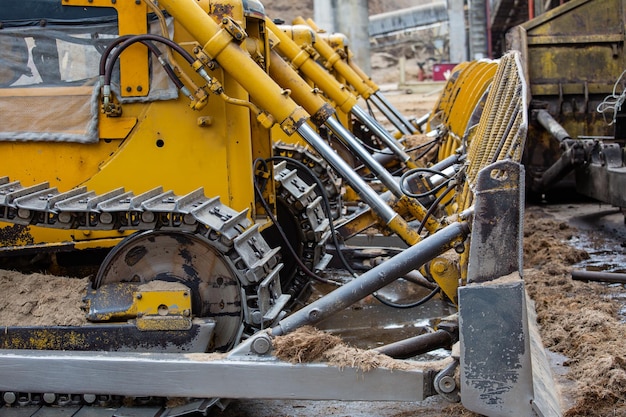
[94,231,242,351]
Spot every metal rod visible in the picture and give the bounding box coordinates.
[325,117,404,197]
[351,105,413,164]
[373,330,453,359]
[369,94,412,136]
[272,220,470,336]
[571,269,626,284]
[412,113,431,133]
[373,91,418,134]
[296,123,398,224]
[536,109,571,142]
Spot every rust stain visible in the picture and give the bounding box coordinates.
[211,3,234,22]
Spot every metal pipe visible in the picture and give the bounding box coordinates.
[373,330,453,359]
[296,123,399,225]
[571,269,626,284]
[272,220,470,335]
[372,91,418,134]
[530,145,575,192]
[325,117,404,197]
[368,94,413,136]
[536,109,571,142]
[413,113,431,133]
[351,105,414,166]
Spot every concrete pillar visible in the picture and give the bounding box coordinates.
[448,0,467,62]
[468,0,488,59]
[313,0,336,32]
[335,0,371,74]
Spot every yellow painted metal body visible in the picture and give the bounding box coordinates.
[427,60,498,161]
[293,17,376,100]
[0,0,272,252]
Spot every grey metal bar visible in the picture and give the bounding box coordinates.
[296,123,398,224]
[372,91,418,134]
[325,117,403,196]
[571,269,626,284]
[374,329,453,359]
[0,350,429,401]
[273,220,470,336]
[536,109,571,143]
[351,105,413,164]
[368,94,413,136]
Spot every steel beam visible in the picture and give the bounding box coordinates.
[0,350,429,401]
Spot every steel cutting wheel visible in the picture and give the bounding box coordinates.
[93,230,242,351]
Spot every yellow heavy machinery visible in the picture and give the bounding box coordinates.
[0,1,560,416]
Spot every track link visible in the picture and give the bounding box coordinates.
[0,176,296,415]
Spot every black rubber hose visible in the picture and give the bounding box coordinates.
[103,34,195,86]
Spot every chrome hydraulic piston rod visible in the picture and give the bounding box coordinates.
[351,105,415,165]
[297,123,420,244]
[272,219,470,336]
[296,18,419,135]
[268,51,404,196]
[370,91,419,135]
[266,20,416,168]
[265,48,439,237]
[325,117,404,196]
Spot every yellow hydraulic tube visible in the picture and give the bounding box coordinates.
[293,16,375,100]
[157,0,308,135]
[302,17,380,94]
[267,19,417,169]
[265,19,358,115]
[267,49,335,125]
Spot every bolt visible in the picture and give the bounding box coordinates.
[251,335,272,355]
[137,85,143,92]
[43,393,56,404]
[136,293,142,299]
[308,308,320,320]
[251,310,263,324]
[83,394,97,404]
[432,260,447,274]
[126,86,132,92]
[3,392,16,404]
[438,375,456,394]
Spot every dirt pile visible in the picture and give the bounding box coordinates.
[0,271,88,326]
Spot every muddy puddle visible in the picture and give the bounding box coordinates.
[539,201,626,322]
[309,271,456,356]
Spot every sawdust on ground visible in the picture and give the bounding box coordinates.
[0,271,88,326]
[523,205,626,417]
